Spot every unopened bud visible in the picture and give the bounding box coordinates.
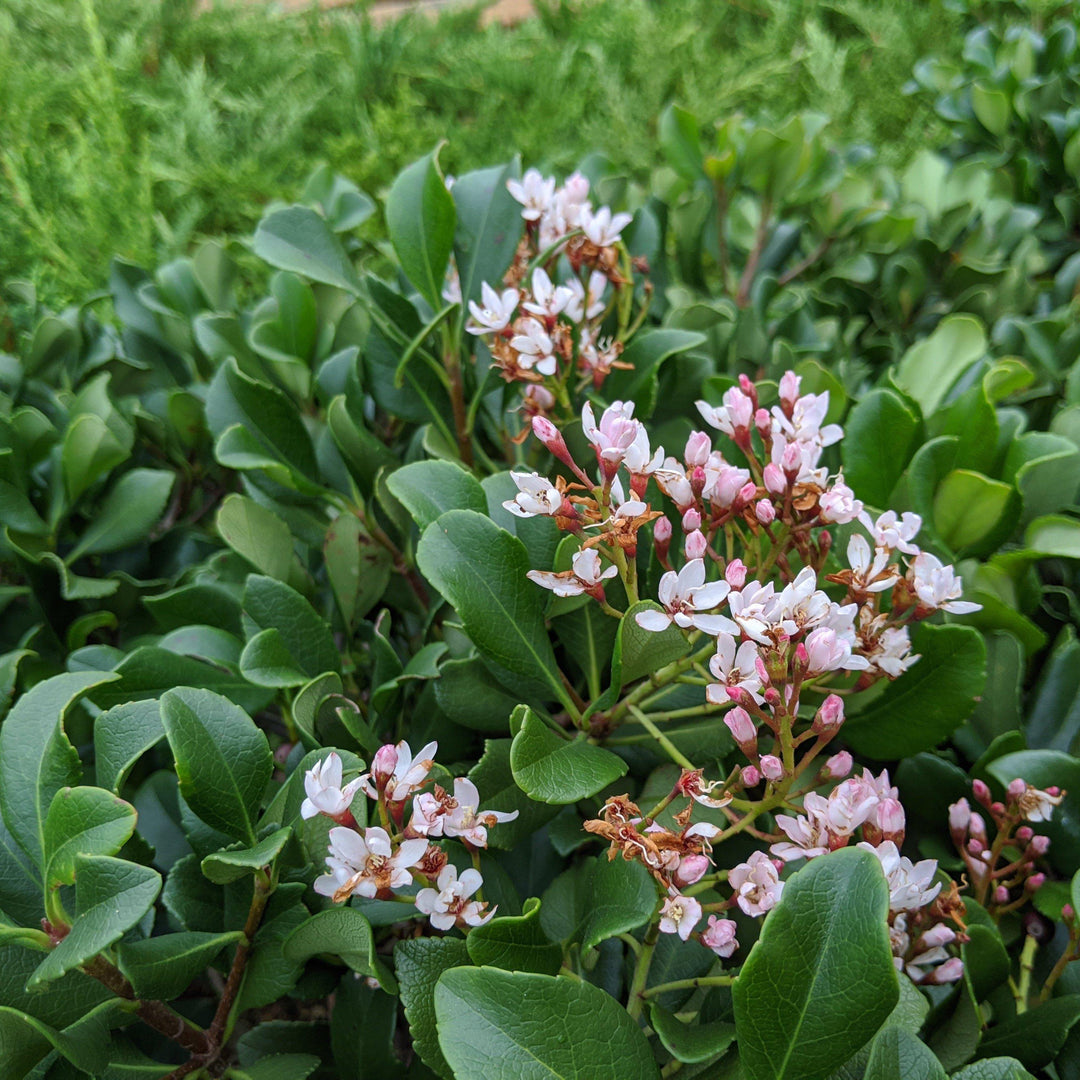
[875,798,906,843]
[928,958,964,985]
[1016,825,1034,843]
[532,416,577,471]
[779,370,800,409]
[654,517,672,562]
[994,885,1010,905]
[741,765,761,788]
[948,798,971,835]
[724,706,757,749]
[684,431,711,467]
[968,838,985,856]
[1007,778,1027,799]
[763,687,782,708]
[972,779,991,807]
[824,751,852,779]
[754,408,771,436]
[675,854,710,888]
[1026,872,1046,893]
[685,530,708,560]
[736,481,758,507]
[738,374,757,407]
[690,465,707,499]
[812,694,845,734]
[781,441,802,475]
[754,655,769,684]
[1064,903,1075,922]
[682,508,702,532]
[919,924,957,949]
[755,500,776,525]
[1047,786,1062,797]
[760,755,784,782]
[371,743,399,789]
[725,559,747,588]
[1030,835,1050,856]
[969,813,987,842]
[763,463,786,495]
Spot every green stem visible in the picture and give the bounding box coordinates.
[1016,933,1038,1014]
[627,918,661,1020]
[629,705,695,770]
[609,639,716,725]
[641,974,736,999]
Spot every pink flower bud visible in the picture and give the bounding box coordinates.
[1016,826,1034,843]
[690,466,707,499]
[1047,786,1061,797]
[760,755,784,781]
[701,916,738,958]
[968,838,984,856]
[725,559,747,588]
[1030,835,1050,856]
[1064,904,1075,922]
[972,779,991,807]
[781,441,802,475]
[685,530,708,560]
[738,374,757,406]
[371,743,399,788]
[755,500,776,525]
[949,798,971,834]
[824,751,852,779]
[682,508,702,531]
[754,408,771,435]
[675,854,711,888]
[994,885,1010,904]
[532,416,577,471]
[812,694,845,734]
[654,517,672,562]
[969,813,987,842]
[763,463,786,495]
[741,765,761,788]
[763,686,782,708]
[1007,778,1027,799]
[779,370,800,409]
[991,801,1005,816]
[684,431,711,467]
[875,798,906,841]
[736,481,758,507]
[1026,872,1046,893]
[724,706,757,747]
[754,655,769,683]
[919,924,956,949]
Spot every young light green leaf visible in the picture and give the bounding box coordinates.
[733,847,898,1080]
[201,827,291,884]
[216,494,295,582]
[160,687,273,845]
[43,786,137,890]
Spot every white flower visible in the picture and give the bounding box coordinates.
[466,281,518,335]
[696,388,754,437]
[564,270,608,322]
[359,740,437,803]
[415,865,494,930]
[859,840,941,912]
[502,472,562,518]
[860,510,922,555]
[654,460,695,510]
[522,267,574,320]
[804,626,869,673]
[776,567,832,637]
[581,400,641,467]
[847,534,899,593]
[909,553,981,614]
[728,580,778,645]
[771,793,833,862]
[702,459,751,508]
[623,424,664,477]
[301,752,363,821]
[826,778,880,836]
[771,391,842,450]
[581,205,633,247]
[659,892,702,941]
[729,850,784,917]
[818,474,863,524]
[707,635,763,704]
[526,548,618,598]
[701,916,739,957]
[442,264,462,306]
[314,826,428,901]
[1016,784,1063,823]
[507,169,556,221]
[409,778,520,848]
[635,559,736,636]
[510,317,557,376]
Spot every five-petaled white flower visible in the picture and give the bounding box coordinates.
[314,826,428,901]
[507,169,556,221]
[522,267,573,320]
[859,840,941,912]
[409,778,519,847]
[908,553,981,614]
[301,752,363,821]
[1015,783,1063,823]
[415,865,495,930]
[860,510,922,555]
[636,559,736,636]
[564,270,608,322]
[466,281,518,335]
[510,317,558,376]
[581,205,633,247]
[526,548,618,598]
[502,472,563,518]
[707,635,764,704]
[847,534,899,593]
[659,892,702,941]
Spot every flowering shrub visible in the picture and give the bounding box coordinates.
[1,120,1080,1078]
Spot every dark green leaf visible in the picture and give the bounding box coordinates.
[466,896,562,975]
[396,936,470,1080]
[116,931,242,1000]
[864,1026,945,1080]
[253,205,359,293]
[649,1004,736,1065]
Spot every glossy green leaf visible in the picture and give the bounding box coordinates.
[201,826,291,884]
[933,470,1016,554]
[67,468,175,561]
[116,930,242,1000]
[253,205,359,293]
[864,1026,945,1080]
[386,460,488,532]
[282,906,392,988]
[243,574,340,680]
[733,848,898,1080]
[950,1060,1035,1080]
[466,897,562,975]
[975,995,1080,1068]
[396,936,470,1080]
[467,738,561,849]
[452,160,524,306]
[844,624,987,760]
[160,687,273,845]
[579,855,657,950]
[510,706,627,804]
[323,513,391,628]
[895,315,986,418]
[43,787,136,890]
[29,855,161,989]
[434,966,660,1080]
[842,389,922,507]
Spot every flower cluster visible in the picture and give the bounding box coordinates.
[949,778,1062,916]
[456,168,646,407]
[303,744,518,933]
